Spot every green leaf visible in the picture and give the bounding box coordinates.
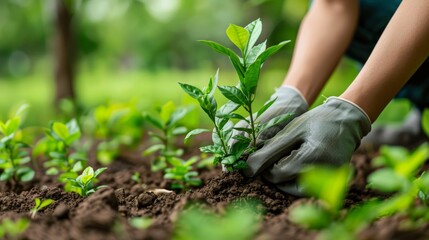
[289,204,332,230]
[52,122,69,142]
[172,126,188,136]
[198,95,218,121]
[81,167,94,184]
[223,113,248,122]
[259,113,293,133]
[71,161,84,172]
[198,41,245,80]
[130,217,153,229]
[245,19,262,53]
[34,198,41,207]
[257,40,290,64]
[168,107,191,127]
[232,160,248,170]
[160,101,176,124]
[299,165,351,212]
[367,168,407,192]
[65,119,81,145]
[144,114,164,130]
[46,167,59,175]
[17,167,35,182]
[230,138,250,159]
[39,199,54,209]
[243,59,261,95]
[178,83,204,99]
[200,145,223,155]
[217,101,240,118]
[185,129,209,143]
[221,155,237,165]
[143,144,164,156]
[396,143,429,178]
[2,117,21,136]
[218,86,248,106]
[423,109,429,137]
[246,41,266,67]
[226,24,249,53]
[233,127,253,134]
[256,97,277,119]
[94,167,107,177]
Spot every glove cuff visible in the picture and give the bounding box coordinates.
[325,97,372,136]
[277,86,309,109]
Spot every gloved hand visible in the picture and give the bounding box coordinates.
[243,97,372,196]
[231,86,308,145]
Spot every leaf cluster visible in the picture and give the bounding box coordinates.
[180,19,291,172]
[164,156,202,190]
[173,200,261,240]
[0,104,34,182]
[143,101,191,171]
[289,165,382,240]
[33,119,87,185]
[0,218,29,239]
[65,166,107,197]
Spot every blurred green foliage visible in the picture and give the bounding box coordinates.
[0,0,409,126]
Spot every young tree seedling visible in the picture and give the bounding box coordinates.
[143,101,192,171]
[0,104,34,183]
[164,156,202,190]
[34,119,87,188]
[0,218,30,239]
[180,19,291,171]
[30,198,54,219]
[65,166,107,197]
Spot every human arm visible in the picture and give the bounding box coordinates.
[282,0,359,105]
[246,0,429,195]
[341,0,429,122]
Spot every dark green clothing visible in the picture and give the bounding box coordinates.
[346,0,429,110]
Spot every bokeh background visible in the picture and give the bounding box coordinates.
[0,0,410,127]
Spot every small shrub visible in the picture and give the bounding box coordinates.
[0,104,34,183]
[180,19,291,171]
[30,198,54,218]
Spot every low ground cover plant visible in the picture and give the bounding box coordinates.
[30,198,54,219]
[173,200,261,240]
[0,218,29,239]
[289,166,382,240]
[65,166,107,197]
[180,19,291,171]
[164,156,202,190]
[143,101,192,171]
[33,119,88,192]
[0,105,34,183]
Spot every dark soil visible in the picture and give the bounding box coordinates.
[1,142,429,240]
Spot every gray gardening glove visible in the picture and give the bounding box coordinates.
[231,86,308,145]
[244,97,372,196]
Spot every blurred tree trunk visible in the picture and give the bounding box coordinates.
[53,0,75,109]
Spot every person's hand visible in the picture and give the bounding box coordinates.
[231,86,308,145]
[243,97,371,196]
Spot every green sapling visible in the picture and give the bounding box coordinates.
[180,19,291,171]
[0,104,34,183]
[65,166,107,197]
[30,198,54,218]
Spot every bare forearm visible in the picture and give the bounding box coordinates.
[341,0,429,122]
[282,0,358,105]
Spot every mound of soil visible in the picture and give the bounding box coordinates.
[0,146,428,240]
